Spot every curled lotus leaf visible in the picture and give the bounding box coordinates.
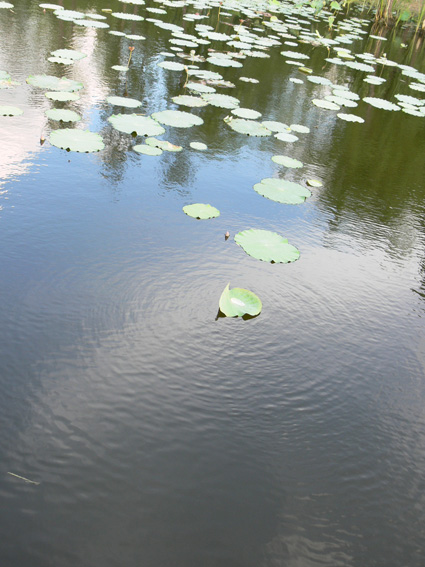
[152,110,203,128]
[106,96,142,108]
[254,178,311,205]
[49,129,104,152]
[234,229,300,263]
[271,155,303,168]
[172,95,208,108]
[133,144,162,156]
[108,114,165,136]
[0,105,23,116]
[183,203,220,219]
[145,138,182,152]
[226,118,271,137]
[201,93,240,109]
[219,284,262,318]
[45,108,81,122]
[26,75,83,92]
[45,91,80,101]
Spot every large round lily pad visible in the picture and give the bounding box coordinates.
[219,283,262,318]
[183,203,220,219]
[26,75,83,92]
[152,110,203,128]
[108,114,165,136]
[253,178,311,204]
[235,229,300,263]
[50,129,104,152]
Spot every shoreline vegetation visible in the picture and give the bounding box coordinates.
[302,0,425,31]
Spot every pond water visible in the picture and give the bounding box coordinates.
[1,1,425,566]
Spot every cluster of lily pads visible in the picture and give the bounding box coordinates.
[1,0,425,315]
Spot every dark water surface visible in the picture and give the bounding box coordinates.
[1,1,425,566]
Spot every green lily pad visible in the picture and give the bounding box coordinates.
[145,138,182,152]
[108,114,165,136]
[363,97,400,111]
[133,144,163,156]
[158,61,185,71]
[312,99,340,110]
[274,132,299,143]
[226,118,271,136]
[271,155,303,168]
[26,75,83,92]
[235,229,300,263]
[190,142,208,150]
[183,203,220,219]
[111,12,144,21]
[239,76,259,83]
[289,124,310,133]
[201,93,240,109]
[219,283,262,318]
[50,49,87,61]
[0,1,13,7]
[253,178,311,204]
[45,108,81,122]
[50,129,104,152]
[172,95,208,108]
[231,107,262,120]
[0,105,23,116]
[45,91,80,101]
[186,82,216,94]
[48,57,74,65]
[106,96,142,108]
[152,110,203,128]
[261,120,290,133]
[345,61,375,72]
[281,50,310,59]
[111,65,129,72]
[337,113,365,122]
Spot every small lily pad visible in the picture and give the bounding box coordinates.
[337,113,365,122]
[158,61,185,71]
[253,178,311,205]
[183,203,220,219]
[0,105,23,116]
[145,138,183,152]
[190,142,208,150]
[274,132,299,143]
[172,95,208,108]
[234,229,300,263]
[261,120,290,133]
[201,93,240,109]
[108,114,165,136]
[307,179,323,187]
[45,91,80,102]
[133,144,163,156]
[45,108,81,122]
[226,118,271,137]
[186,82,216,94]
[106,96,142,108]
[271,155,303,168]
[231,107,262,120]
[50,49,86,61]
[111,65,129,72]
[219,283,262,318]
[50,129,104,152]
[312,99,340,110]
[152,110,203,128]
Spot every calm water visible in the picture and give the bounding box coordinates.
[1,1,425,566]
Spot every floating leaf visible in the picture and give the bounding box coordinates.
[337,113,365,122]
[108,114,165,136]
[219,284,262,318]
[50,49,86,61]
[50,129,104,152]
[226,118,271,136]
[186,82,216,94]
[201,93,240,109]
[254,178,310,204]
[312,98,340,110]
[234,229,300,263]
[111,65,129,72]
[158,61,185,71]
[172,95,208,107]
[0,105,23,116]
[271,155,303,168]
[106,96,142,108]
[289,124,310,133]
[111,12,144,21]
[274,131,299,143]
[152,109,203,128]
[183,203,220,219]
[145,138,182,152]
[190,142,207,150]
[307,75,333,85]
[307,179,323,187]
[281,50,310,60]
[261,120,290,133]
[239,76,259,83]
[363,97,400,111]
[26,75,83,92]
[133,144,162,156]
[0,1,13,7]
[45,91,80,101]
[45,108,81,122]
[231,107,262,120]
